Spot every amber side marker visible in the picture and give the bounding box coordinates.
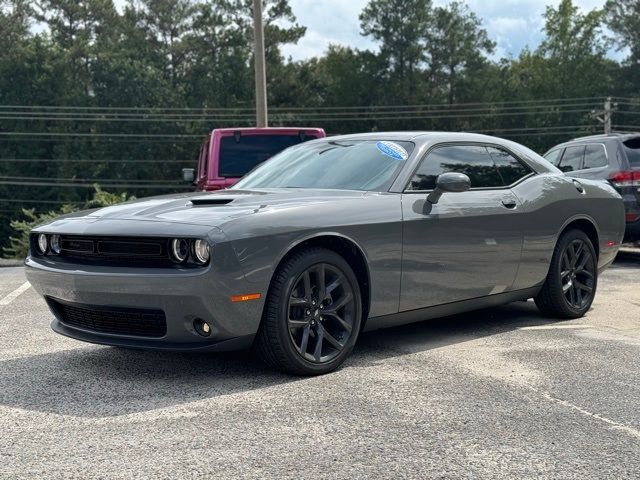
[231,293,261,303]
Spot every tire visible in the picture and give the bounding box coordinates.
[534,229,598,319]
[254,247,362,375]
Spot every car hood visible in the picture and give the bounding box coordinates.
[40,189,369,230]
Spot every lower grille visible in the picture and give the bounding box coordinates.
[48,299,167,338]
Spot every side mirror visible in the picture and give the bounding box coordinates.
[182,168,195,183]
[426,172,471,204]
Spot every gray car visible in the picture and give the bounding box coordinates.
[26,132,624,375]
[543,133,640,241]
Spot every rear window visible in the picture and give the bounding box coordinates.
[219,134,319,177]
[623,138,640,168]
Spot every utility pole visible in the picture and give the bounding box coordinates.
[591,97,616,134]
[253,0,268,127]
[604,97,612,135]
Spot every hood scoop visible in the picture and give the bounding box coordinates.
[190,197,236,206]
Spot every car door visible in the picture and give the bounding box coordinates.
[400,144,529,311]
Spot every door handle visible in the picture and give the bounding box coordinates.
[501,197,517,209]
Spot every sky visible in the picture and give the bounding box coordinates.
[280,0,620,61]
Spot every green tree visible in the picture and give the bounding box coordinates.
[3,185,134,259]
[427,1,495,105]
[537,0,611,97]
[605,0,640,62]
[360,0,431,103]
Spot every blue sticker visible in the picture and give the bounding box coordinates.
[376,141,408,161]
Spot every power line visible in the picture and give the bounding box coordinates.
[0,96,610,112]
[0,198,71,204]
[0,180,191,189]
[0,107,601,122]
[0,101,604,118]
[0,131,204,138]
[0,175,182,183]
[0,124,599,139]
[0,158,193,163]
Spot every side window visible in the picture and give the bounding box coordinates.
[583,144,608,169]
[486,147,532,185]
[406,145,502,191]
[544,149,563,166]
[558,145,584,172]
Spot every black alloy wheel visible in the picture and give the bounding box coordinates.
[535,229,598,319]
[287,263,357,363]
[255,247,362,375]
[559,239,596,309]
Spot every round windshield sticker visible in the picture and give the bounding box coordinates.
[376,141,408,161]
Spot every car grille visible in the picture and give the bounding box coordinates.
[48,299,167,338]
[33,235,180,268]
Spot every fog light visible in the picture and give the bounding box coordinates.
[50,234,61,254]
[193,239,210,264]
[37,234,48,255]
[170,238,189,263]
[193,318,211,337]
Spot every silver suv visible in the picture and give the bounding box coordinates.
[544,133,640,242]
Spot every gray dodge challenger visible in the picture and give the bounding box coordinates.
[26,132,625,375]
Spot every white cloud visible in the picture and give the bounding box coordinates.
[281,0,375,60]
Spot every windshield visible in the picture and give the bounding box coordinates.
[219,134,320,177]
[231,140,414,191]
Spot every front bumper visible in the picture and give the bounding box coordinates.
[25,243,267,352]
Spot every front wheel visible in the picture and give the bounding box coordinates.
[535,229,598,318]
[255,247,362,375]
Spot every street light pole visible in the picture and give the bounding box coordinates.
[253,0,268,127]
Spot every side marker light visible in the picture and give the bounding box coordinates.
[231,293,261,303]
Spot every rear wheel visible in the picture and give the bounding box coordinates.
[255,248,362,375]
[535,229,598,318]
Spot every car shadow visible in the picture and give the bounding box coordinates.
[614,248,640,267]
[0,300,561,419]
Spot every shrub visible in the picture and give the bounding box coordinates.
[3,185,134,259]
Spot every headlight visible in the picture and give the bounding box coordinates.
[37,234,48,255]
[169,238,189,263]
[193,239,210,264]
[50,234,61,255]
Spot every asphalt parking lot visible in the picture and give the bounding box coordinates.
[1,252,639,479]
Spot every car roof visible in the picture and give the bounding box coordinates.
[211,127,325,134]
[324,131,514,145]
[549,132,640,150]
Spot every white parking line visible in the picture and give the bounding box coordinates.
[0,282,31,306]
[536,388,640,440]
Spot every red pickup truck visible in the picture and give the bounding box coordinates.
[183,127,326,191]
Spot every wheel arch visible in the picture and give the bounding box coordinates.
[268,232,372,325]
[557,215,600,259]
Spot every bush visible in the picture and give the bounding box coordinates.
[2,185,134,259]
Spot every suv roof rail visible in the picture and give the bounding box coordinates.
[565,131,640,143]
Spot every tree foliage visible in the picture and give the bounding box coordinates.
[3,185,135,259]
